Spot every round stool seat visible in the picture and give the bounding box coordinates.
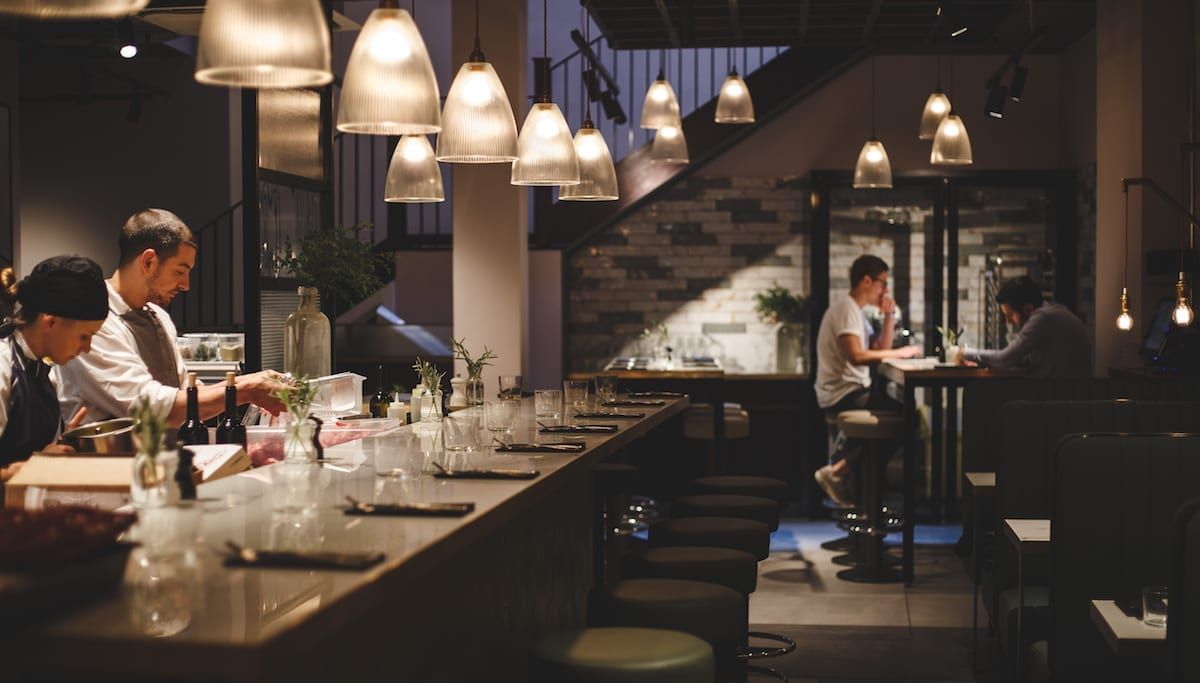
[601,579,747,646]
[837,411,903,440]
[622,546,759,595]
[688,475,789,503]
[594,463,639,492]
[673,494,781,531]
[650,516,770,560]
[683,404,750,440]
[529,627,714,683]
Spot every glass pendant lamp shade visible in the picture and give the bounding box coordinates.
[930,114,973,165]
[918,90,952,140]
[385,135,444,203]
[853,139,893,189]
[195,0,331,89]
[560,123,618,201]
[0,0,146,18]
[715,71,755,123]
[641,76,682,129]
[437,61,518,162]
[650,124,689,164]
[337,8,440,134]
[511,102,580,186]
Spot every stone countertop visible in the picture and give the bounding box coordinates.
[567,370,810,381]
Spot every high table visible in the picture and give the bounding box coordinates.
[1005,518,1051,680]
[2,396,688,683]
[877,360,1022,584]
[1090,599,1167,657]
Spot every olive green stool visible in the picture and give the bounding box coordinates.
[649,516,771,560]
[529,627,715,683]
[688,475,789,505]
[672,493,781,531]
[598,579,747,681]
[836,410,904,583]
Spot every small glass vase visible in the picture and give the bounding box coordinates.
[284,286,331,379]
[421,390,443,423]
[283,417,317,463]
[465,374,485,407]
[775,323,804,373]
[131,449,179,510]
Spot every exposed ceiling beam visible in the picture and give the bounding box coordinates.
[653,0,681,48]
[863,0,883,44]
[797,0,811,45]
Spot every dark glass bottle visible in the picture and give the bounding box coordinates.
[175,447,197,501]
[178,371,209,446]
[215,371,247,447]
[370,364,391,418]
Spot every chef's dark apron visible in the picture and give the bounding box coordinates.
[0,329,61,469]
[120,306,181,389]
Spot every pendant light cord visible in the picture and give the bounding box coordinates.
[470,0,482,59]
[1124,184,1130,288]
[537,0,549,101]
[936,54,942,90]
[870,54,877,139]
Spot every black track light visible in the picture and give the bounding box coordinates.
[118,17,137,59]
[1009,65,1028,101]
[599,89,626,124]
[584,68,602,102]
[986,84,1007,119]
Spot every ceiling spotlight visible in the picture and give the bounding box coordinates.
[951,26,968,37]
[118,17,137,58]
[600,89,626,125]
[1009,65,1028,101]
[986,84,1007,118]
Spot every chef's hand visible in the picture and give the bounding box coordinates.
[236,370,289,416]
[880,294,897,317]
[66,407,89,431]
[0,460,23,482]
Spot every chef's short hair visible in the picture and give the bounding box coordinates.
[118,208,197,265]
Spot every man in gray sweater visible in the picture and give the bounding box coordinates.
[960,276,1091,378]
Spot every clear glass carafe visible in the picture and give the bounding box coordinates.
[284,286,331,378]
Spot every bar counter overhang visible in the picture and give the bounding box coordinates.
[1,396,689,683]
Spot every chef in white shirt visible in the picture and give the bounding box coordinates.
[58,208,285,424]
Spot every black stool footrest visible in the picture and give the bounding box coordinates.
[743,631,797,659]
[847,524,891,538]
[748,664,789,681]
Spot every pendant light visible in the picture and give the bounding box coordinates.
[853,56,892,189]
[337,0,440,135]
[641,52,682,129]
[436,0,518,163]
[385,135,444,203]
[0,0,146,19]
[715,48,754,124]
[919,56,952,140]
[561,9,617,201]
[1172,276,1194,326]
[512,0,579,186]
[1117,188,1134,331]
[195,0,332,89]
[931,57,973,166]
[650,123,689,164]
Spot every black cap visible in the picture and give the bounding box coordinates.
[19,255,108,321]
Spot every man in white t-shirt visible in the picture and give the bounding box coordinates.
[813,255,921,504]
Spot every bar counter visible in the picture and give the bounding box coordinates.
[3,396,688,683]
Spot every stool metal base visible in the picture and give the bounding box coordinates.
[744,630,797,659]
[748,664,789,681]
[821,535,850,551]
[836,564,904,584]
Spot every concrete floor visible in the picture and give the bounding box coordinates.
[747,521,999,683]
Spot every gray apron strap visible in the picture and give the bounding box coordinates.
[120,307,181,389]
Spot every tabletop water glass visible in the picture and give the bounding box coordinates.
[594,375,618,404]
[1143,586,1168,627]
[563,380,589,410]
[535,389,563,419]
[498,375,523,401]
[485,400,516,432]
[442,414,481,452]
[373,432,423,479]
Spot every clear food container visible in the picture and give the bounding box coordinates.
[217,333,245,363]
[245,417,400,467]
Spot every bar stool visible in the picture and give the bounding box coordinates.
[835,411,904,583]
[687,475,788,505]
[672,494,781,531]
[650,517,771,560]
[594,463,640,588]
[820,410,868,551]
[529,626,714,683]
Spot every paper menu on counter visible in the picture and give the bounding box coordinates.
[185,444,251,482]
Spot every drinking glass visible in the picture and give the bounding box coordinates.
[442,414,481,452]
[563,380,589,409]
[372,432,423,479]
[498,375,523,401]
[535,389,563,419]
[485,400,517,432]
[1143,586,1168,627]
[594,375,618,404]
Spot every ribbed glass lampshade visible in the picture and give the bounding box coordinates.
[436,61,518,163]
[195,0,331,89]
[511,102,580,186]
[0,0,146,18]
[650,124,689,164]
[930,114,973,165]
[385,135,444,203]
[918,90,951,140]
[560,124,618,201]
[640,78,681,129]
[853,139,893,189]
[715,72,755,123]
[337,8,439,135]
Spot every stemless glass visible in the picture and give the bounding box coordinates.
[535,389,562,419]
[442,414,481,452]
[498,374,523,401]
[1143,586,1169,627]
[485,400,517,432]
[594,375,618,404]
[563,380,588,409]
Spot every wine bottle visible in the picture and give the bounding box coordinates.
[215,371,247,447]
[370,364,391,418]
[176,447,197,501]
[178,371,209,446]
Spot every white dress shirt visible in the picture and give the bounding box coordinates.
[57,281,186,421]
[0,331,49,438]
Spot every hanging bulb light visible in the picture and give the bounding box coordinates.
[854,56,892,189]
[385,135,444,203]
[919,56,951,139]
[930,58,973,165]
[1172,275,1194,327]
[337,1,440,135]
[195,0,331,89]
[561,10,616,201]
[641,58,682,129]
[650,124,689,164]
[512,0,579,186]
[1117,289,1134,331]
[1117,188,1134,331]
[715,65,754,123]
[0,0,145,19]
[437,1,517,163]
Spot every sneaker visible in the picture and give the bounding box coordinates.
[815,465,855,507]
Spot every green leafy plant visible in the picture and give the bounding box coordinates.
[450,338,498,379]
[272,376,319,421]
[412,357,445,394]
[936,326,964,347]
[129,395,167,458]
[282,222,393,308]
[641,321,669,342]
[754,284,808,325]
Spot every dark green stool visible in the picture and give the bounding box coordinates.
[688,475,789,505]
[673,493,781,531]
[529,627,714,683]
[649,517,770,560]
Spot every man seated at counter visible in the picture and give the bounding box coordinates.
[956,276,1091,378]
[813,255,922,505]
[59,208,285,424]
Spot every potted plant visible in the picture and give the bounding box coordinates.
[272,377,320,463]
[451,338,497,407]
[129,396,176,509]
[754,284,809,373]
[936,326,964,364]
[412,358,446,422]
[280,222,393,378]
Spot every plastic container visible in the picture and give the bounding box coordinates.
[175,337,199,362]
[217,333,245,363]
[307,372,366,417]
[183,333,219,362]
[245,417,400,467]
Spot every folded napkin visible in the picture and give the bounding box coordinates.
[574,411,645,419]
[628,391,686,398]
[223,543,384,571]
[603,400,666,408]
[494,442,585,453]
[344,498,475,517]
[432,468,540,480]
[538,424,619,434]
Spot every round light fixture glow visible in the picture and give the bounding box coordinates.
[120,44,137,59]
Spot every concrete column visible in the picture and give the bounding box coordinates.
[450,0,530,383]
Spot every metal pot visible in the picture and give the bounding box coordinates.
[61,418,138,454]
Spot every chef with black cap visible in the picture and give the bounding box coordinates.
[0,255,108,482]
